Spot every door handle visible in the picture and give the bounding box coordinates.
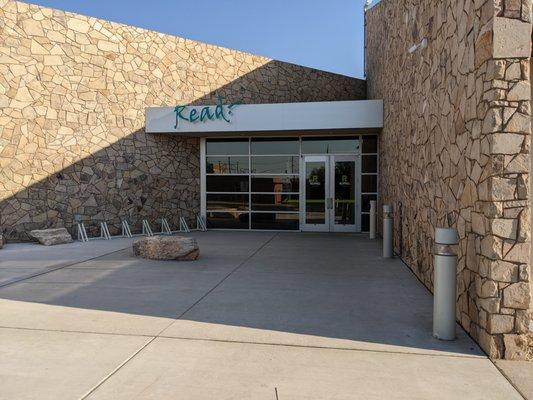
[327,198,333,209]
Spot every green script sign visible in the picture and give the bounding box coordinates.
[174,96,240,129]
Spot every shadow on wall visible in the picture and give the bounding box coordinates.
[0,61,365,241]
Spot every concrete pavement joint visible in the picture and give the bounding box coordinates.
[492,362,527,400]
[175,233,279,320]
[0,245,132,289]
[153,334,487,359]
[0,325,486,359]
[72,234,282,397]
[2,234,518,399]
[78,336,156,400]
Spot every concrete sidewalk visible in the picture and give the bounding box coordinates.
[0,232,525,399]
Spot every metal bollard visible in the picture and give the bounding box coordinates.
[433,227,459,341]
[382,205,393,258]
[369,200,376,239]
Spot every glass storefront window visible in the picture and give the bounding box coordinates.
[305,161,326,224]
[206,139,248,155]
[207,156,249,174]
[362,135,378,153]
[334,160,355,225]
[206,175,249,192]
[251,156,299,174]
[251,213,299,230]
[207,194,249,211]
[361,213,370,232]
[204,135,378,232]
[361,194,377,213]
[362,155,377,173]
[251,194,299,212]
[362,174,377,193]
[251,138,299,155]
[302,137,359,154]
[207,212,249,229]
[251,176,299,193]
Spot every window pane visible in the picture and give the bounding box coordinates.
[302,137,359,154]
[251,176,299,193]
[207,157,249,174]
[207,212,249,229]
[305,161,326,224]
[362,174,378,193]
[206,175,249,192]
[206,139,248,155]
[251,156,299,174]
[362,155,377,173]
[207,194,249,211]
[251,194,299,212]
[361,213,370,232]
[251,213,299,230]
[361,194,377,212]
[334,161,355,225]
[362,135,378,153]
[251,138,299,155]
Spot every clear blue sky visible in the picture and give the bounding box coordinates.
[27,0,369,78]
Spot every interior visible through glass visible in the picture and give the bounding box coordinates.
[334,161,355,225]
[205,136,377,231]
[305,161,326,225]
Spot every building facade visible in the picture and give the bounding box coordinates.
[0,0,367,240]
[0,0,532,360]
[366,0,532,359]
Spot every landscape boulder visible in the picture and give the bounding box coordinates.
[29,228,73,246]
[133,236,199,261]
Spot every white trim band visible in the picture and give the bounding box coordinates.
[146,100,383,134]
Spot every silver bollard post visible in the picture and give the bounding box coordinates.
[382,205,393,258]
[369,200,376,239]
[433,227,459,341]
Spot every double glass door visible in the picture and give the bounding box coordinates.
[302,155,359,232]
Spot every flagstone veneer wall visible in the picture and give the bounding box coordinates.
[366,0,532,359]
[0,0,365,240]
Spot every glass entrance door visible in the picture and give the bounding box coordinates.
[302,156,329,231]
[331,155,357,232]
[301,155,359,232]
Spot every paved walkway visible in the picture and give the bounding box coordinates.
[0,232,525,399]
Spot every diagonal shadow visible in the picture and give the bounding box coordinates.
[0,231,482,357]
[1,60,365,242]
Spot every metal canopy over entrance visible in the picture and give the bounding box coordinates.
[146,100,383,134]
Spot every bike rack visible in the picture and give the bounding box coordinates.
[196,215,207,232]
[77,222,89,242]
[100,222,111,240]
[142,219,154,236]
[160,218,172,235]
[76,215,202,243]
[121,220,133,238]
[179,217,190,233]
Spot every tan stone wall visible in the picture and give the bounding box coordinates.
[366,0,532,359]
[0,0,365,240]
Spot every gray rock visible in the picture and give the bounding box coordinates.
[29,228,73,246]
[0,234,3,249]
[133,236,199,261]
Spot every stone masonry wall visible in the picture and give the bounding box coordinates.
[366,0,532,359]
[0,0,365,240]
